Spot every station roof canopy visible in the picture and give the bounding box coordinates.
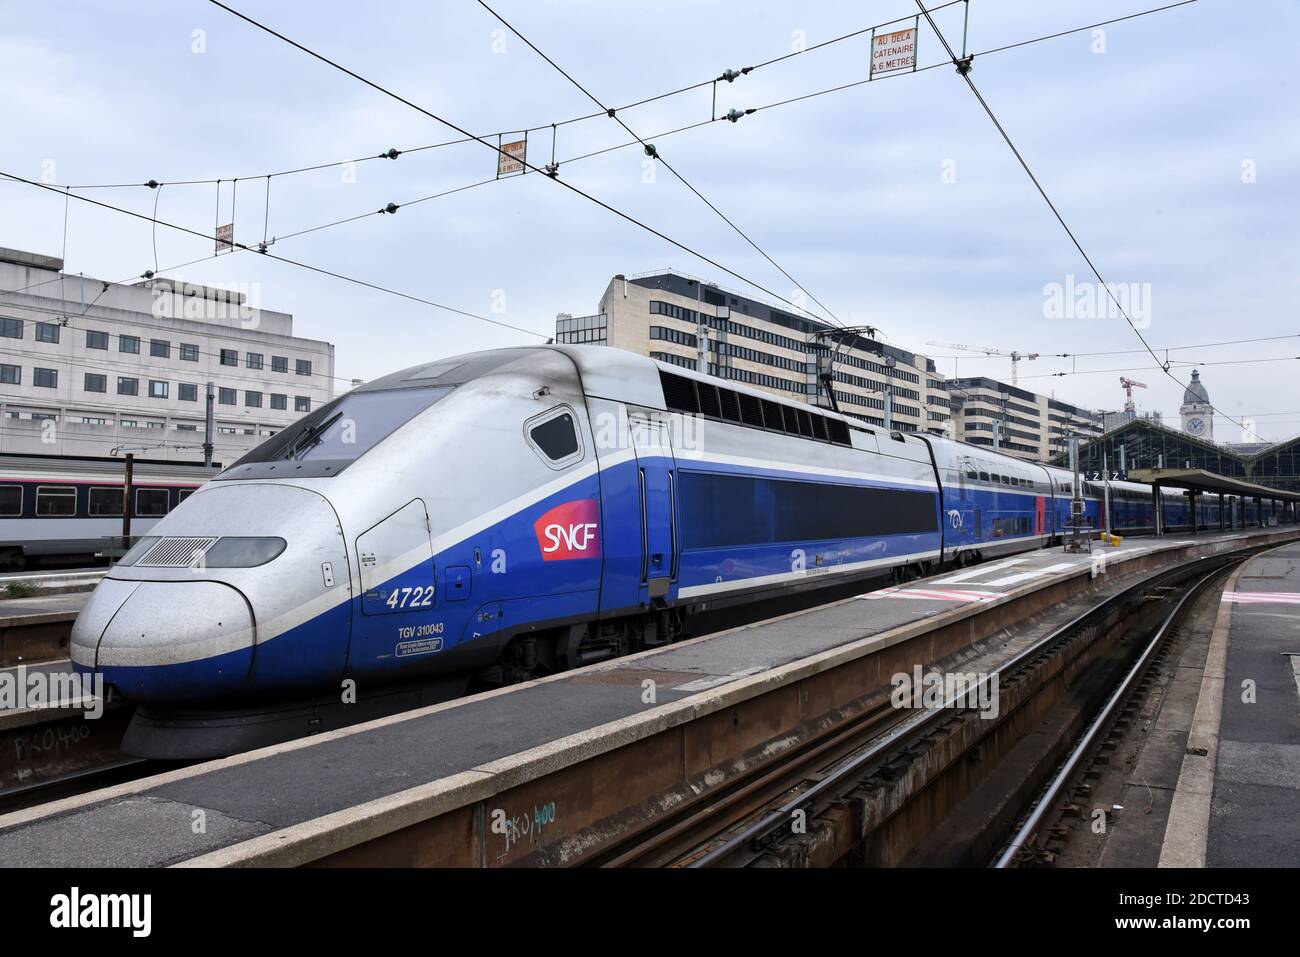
[1127,468,1300,502]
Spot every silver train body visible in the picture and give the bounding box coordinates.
[68,346,1281,749]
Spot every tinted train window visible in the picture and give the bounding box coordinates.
[36,485,76,516]
[678,472,937,549]
[227,385,454,477]
[527,408,581,465]
[88,487,124,517]
[135,488,169,517]
[0,485,20,516]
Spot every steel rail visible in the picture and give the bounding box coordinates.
[688,551,1247,867]
[991,561,1239,868]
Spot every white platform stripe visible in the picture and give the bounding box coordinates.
[861,586,1008,603]
[981,562,1081,586]
[1221,592,1300,604]
[929,558,1028,585]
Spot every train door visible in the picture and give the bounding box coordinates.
[629,413,676,605]
[348,498,437,671]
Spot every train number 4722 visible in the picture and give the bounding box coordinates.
[385,585,435,609]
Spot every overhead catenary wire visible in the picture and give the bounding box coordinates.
[475,0,848,330]
[1,170,550,342]
[1,0,1202,307]
[42,0,969,195]
[206,0,839,325]
[930,333,1300,363]
[908,1,1256,438]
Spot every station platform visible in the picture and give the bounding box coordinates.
[1161,540,1300,867]
[0,592,87,671]
[1,525,1296,868]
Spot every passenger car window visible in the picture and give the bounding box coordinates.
[0,485,21,516]
[135,488,169,517]
[36,485,76,516]
[527,408,581,465]
[88,487,124,516]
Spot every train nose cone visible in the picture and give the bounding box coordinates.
[72,579,255,703]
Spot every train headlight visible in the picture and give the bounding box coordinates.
[201,537,288,568]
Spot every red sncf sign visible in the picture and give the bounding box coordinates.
[534,499,601,561]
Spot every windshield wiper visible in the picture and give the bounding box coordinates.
[282,412,344,461]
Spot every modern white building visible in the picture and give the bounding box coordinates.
[556,271,949,435]
[0,246,336,463]
[946,376,1102,463]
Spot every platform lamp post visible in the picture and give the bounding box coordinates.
[1066,434,1085,553]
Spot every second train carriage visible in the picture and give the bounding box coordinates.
[0,453,217,568]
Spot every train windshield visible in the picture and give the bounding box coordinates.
[217,385,454,480]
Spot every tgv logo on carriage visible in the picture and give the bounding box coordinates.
[534,499,601,561]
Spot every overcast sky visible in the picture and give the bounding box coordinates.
[1,0,1296,439]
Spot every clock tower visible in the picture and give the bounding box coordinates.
[1180,369,1213,440]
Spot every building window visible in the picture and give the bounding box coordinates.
[148,380,169,399]
[86,330,109,350]
[84,373,106,393]
[0,364,19,385]
[0,318,22,339]
[180,343,199,361]
[117,377,139,396]
[175,423,197,431]
[178,383,198,402]
[36,485,77,517]
[295,359,311,376]
[220,349,238,366]
[35,322,60,344]
[271,355,288,373]
[33,367,57,388]
[246,352,263,370]
[150,339,170,358]
[119,335,140,354]
[219,387,236,405]
[270,393,287,410]
[294,396,310,412]
[245,390,262,408]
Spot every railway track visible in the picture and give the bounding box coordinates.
[589,547,1260,868]
[991,560,1239,868]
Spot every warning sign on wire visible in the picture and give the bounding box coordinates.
[871,27,917,76]
[215,223,233,253]
[497,139,526,177]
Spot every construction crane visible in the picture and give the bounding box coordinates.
[926,341,1040,386]
[1119,376,1147,415]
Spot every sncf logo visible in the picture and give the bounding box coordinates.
[535,499,601,561]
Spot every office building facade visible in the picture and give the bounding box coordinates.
[556,271,948,434]
[0,247,335,463]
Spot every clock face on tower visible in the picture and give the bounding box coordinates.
[1187,416,1206,435]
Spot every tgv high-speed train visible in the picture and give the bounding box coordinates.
[67,346,1275,756]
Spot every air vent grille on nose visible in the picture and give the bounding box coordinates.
[137,537,219,567]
